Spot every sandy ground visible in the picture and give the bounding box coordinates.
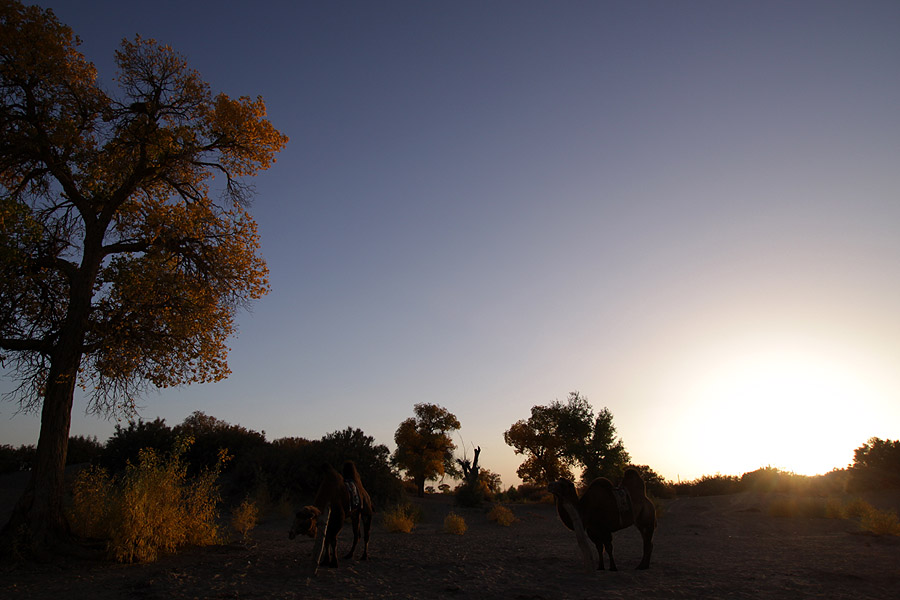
[2,488,900,599]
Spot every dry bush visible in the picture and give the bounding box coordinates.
[443,511,467,535]
[488,504,516,526]
[68,438,227,563]
[231,498,260,540]
[859,506,900,536]
[383,504,417,533]
[841,497,872,520]
[69,465,114,539]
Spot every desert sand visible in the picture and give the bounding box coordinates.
[2,489,900,599]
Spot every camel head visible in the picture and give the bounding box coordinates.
[288,505,321,540]
[547,478,578,503]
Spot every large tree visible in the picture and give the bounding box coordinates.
[392,403,460,497]
[0,1,287,555]
[504,391,629,485]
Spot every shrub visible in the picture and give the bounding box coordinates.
[443,512,467,535]
[841,498,872,520]
[231,498,260,540]
[860,506,900,536]
[382,503,419,533]
[69,465,114,538]
[488,504,516,526]
[68,437,227,563]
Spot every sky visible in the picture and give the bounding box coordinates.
[2,0,900,486]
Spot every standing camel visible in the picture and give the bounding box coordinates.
[548,468,656,571]
[288,461,373,575]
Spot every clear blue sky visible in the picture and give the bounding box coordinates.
[3,1,900,485]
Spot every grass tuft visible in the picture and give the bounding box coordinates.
[487,504,516,526]
[443,511,467,535]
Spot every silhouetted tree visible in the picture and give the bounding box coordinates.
[580,407,630,483]
[849,437,900,490]
[0,1,287,554]
[504,392,625,485]
[65,435,103,465]
[174,411,266,474]
[100,418,176,472]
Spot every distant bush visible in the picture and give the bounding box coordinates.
[841,498,872,520]
[488,504,516,526]
[0,444,34,473]
[443,512,467,535]
[69,437,227,563]
[512,483,551,503]
[455,479,490,507]
[673,474,741,497]
[860,506,900,536]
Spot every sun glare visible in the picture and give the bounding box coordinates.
[667,338,888,478]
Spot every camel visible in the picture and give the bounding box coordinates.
[548,468,656,571]
[288,461,373,575]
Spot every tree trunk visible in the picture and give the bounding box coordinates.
[415,475,425,498]
[1,233,98,559]
[1,357,78,558]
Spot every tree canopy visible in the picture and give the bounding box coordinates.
[0,0,287,554]
[392,403,461,497]
[503,391,629,485]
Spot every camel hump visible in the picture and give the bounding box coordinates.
[586,477,615,491]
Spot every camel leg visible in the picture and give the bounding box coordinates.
[636,525,653,570]
[602,531,617,572]
[343,511,360,560]
[310,509,330,576]
[587,532,605,570]
[360,509,372,560]
[324,510,343,567]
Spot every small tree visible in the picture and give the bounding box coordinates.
[392,403,460,497]
[0,1,287,554]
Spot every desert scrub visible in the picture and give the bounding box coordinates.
[231,497,260,540]
[443,511,467,535]
[841,497,871,520]
[67,437,228,562]
[69,465,115,539]
[383,503,420,533]
[487,504,516,526]
[859,506,900,536]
